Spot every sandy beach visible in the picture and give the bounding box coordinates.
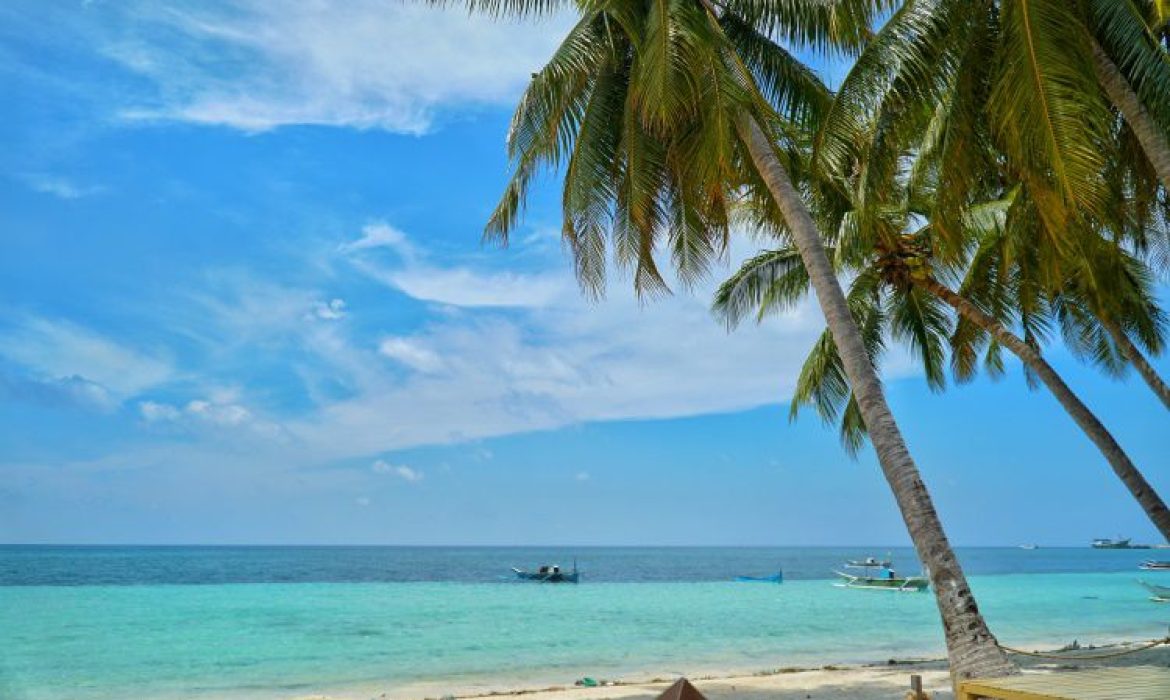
[303,641,1170,700]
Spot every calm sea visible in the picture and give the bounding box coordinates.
[3,546,1169,700]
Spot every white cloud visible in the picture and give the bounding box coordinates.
[274,224,905,460]
[184,272,352,344]
[139,400,181,422]
[46,221,917,473]
[0,318,172,398]
[101,1,570,134]
[355,496,371,507]
[575,471,590,481]
[372,460,423,483]
[310,299,347,321]
[186,399,251,426]
[343,221,569,308]
[338,222,414,257]
[381,266,568,309]
[137,393,283,439]
[378,337,444,374]
[21,174,103,200]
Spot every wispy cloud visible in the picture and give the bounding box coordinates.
[338,222,415,257]
[378,337,445,374]
[362,262,570,309]
[372,460,423,483]
[96,1,569,134]
[275,222,892,461]
[2,219,917,474]
[21,173,103,200]
[0,317,172,399]
[0,372,115,411]
[343,220,570,308]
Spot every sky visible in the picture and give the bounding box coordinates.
[1,0,1168,547]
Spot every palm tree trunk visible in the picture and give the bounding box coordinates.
[1103,320,1170,411]
[919,276,1170,541]
[737,116,1016,683]
[1091,38,1170,193]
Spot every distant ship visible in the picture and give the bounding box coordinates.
[1018,544,1038,550]
[1091,537,1150,549]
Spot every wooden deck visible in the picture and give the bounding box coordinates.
[957,666,1170,700]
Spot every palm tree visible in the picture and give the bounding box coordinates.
[470,0,1014,681]
[1048,254,1170,412]
[810,0,1170,536]
[715,179,1170,542]
[714,244,951,455]
[815,0,1170,270]
[1089,0,1170,192]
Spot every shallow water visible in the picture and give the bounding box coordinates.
[2,546,1168,700]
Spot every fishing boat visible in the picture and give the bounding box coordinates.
[734,572,783,583]
[1138,579,1170,602]
[1018,544,1038,550]
[833,557,927,592]
[833,568,929,592]
[1139,560,1170,571]
[511,562,579,583]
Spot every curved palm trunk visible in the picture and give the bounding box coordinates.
[1091,39,1170,193]
[920,276,1170,541]
[1103,320,1170,411]
[738,116,1015,683]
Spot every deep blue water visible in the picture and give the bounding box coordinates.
[2,544,1165,585]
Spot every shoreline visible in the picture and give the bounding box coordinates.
[298,636,1170,700]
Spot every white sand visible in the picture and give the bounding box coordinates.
[291,642,1170,700]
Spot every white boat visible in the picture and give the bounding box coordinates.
[833,556,928,592]
[1018,544,1038,550]
[1139,560,1170,571]
[833,569,929,592]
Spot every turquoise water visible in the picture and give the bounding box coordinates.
[4,565,1170,699]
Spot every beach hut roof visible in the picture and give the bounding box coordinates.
[656,678,707,700]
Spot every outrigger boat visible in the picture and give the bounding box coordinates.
[1140,560,1170,571]
[834,557,928,592]
[512,562,579,583]
[1138,579,1170,602]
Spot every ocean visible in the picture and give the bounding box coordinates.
[2,546,1168,700]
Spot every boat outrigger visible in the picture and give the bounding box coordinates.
[834,557,928,592]
[512,562,580,583]
[1140,560,1170,571]
[1139,579,1170,602]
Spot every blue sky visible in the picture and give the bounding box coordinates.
[1,0,1167,546]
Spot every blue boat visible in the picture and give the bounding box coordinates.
[734,572,783,583]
